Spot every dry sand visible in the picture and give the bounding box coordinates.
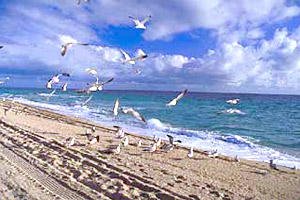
[0,99,299,200]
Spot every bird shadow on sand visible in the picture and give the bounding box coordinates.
[242,170,269,176]
[98,145,119,154]
[37,131,59,135]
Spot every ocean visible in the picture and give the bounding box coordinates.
[1,87,300,168]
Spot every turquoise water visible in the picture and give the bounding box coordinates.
[1,88,300,167]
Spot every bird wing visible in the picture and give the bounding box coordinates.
[61,45,67,56]
[120,49,131,61]
[100,78,114,86]
[113,98,120,116]
[175,89,188,101]
[132,109,146,123]
[50,89,56,96]
[128,16,139,25]
[46,79,53,89]
[83,95,93,106]
[62,83,67,91]
[166,134,174,144]
[133,49,148,61]
[140,15,151,24]
[85,68,98,75]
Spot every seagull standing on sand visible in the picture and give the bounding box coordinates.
[61,42,89,57]
[121,107,146,123]
[65,137,75,147]
[138,140,142,147]
[208,149,219,158]
[122,136,129,146]
[113,98,120,119]
[166,89,188,106]
[226,99,240,105]
[188,147,194,158]
[128,15,151,29]
[115,127,125,138]
[149,142,157,153]
[86,135,100,145]
[114,144,121,154]
[269,159,278,170]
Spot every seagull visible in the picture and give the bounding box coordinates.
[149,143,157,153]
[166,134,182,145]
[120,49,148,65]
[121,107,146,123]
[77,0,89,5]
[46,73,70,89]
[114,144,121,154]
[85,68,98,76]
[269,159,278,170]
[88,77,114,92]
[234,155,240,162]
[208,149,219,158]
[65,137,75,147]
[0,77,10,85]
[128,15,151,29]
[226,98,240,105]
[62,83,68,91]
[115,126,125,138]
[166,89,188,106]
[113,98,120,120]
[188,147,194,158]
[61,42,89,57]
[122,136,129,146]
[81,95,93,107]
[137,140,142,147]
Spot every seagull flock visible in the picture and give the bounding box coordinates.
[0,1,294,170]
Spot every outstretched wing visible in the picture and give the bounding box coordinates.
[100,78,114,86]
[120,49,131,61]
[128,16,139,25]
[140,15,151,24]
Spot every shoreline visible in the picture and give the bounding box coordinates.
[0,99,299,199]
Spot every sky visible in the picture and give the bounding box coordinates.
[0,0,300,94]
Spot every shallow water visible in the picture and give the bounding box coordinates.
[1,87,300,168]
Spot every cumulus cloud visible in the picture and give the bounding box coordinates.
[0,0,300,92]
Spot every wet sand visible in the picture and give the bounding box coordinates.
[0,99,299,200]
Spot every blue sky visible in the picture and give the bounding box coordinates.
[0,0,300,94]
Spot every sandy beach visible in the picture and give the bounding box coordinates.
[0,99,299,200]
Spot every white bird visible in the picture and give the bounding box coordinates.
[166,134,181,145]
[208,149,219,158]
[122,136,129,146]
[114,144,121,154]
[85,68,98,76]
[137,140,142,147]
[226,98,240,105]
[0,77,10,85]
[115,127,125,138]
[121,107,146,123]
[166,89,188,106]
[188,147,194,158]
[128,15,151,29]
[120,49,148,65]
[113,98,120,119]
[88,78,114,92]
[61,42,89,57]
[62,83,68,91]
[77,0,89,5]
[46,73,70,89]
[87,135,100,145]
[234,155,240,162]
[81,95,93,107]
[269,159,278,170]
[149,143,157,153]
[64,137,75,147]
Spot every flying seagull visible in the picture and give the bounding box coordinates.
[77,0,89,5]
[166,89,188,106]
[46,73,70,89]
[85,68,98,76]
[88,77,114,92]
[120,49,148,65]
[0,77,10,85]
[226,98,240,105]
[61,42,89,57]
[128,15,151,29]
[81,95,93,107]
[121,107,146,123]
[113,98,120,120]
[62,83,68,91]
